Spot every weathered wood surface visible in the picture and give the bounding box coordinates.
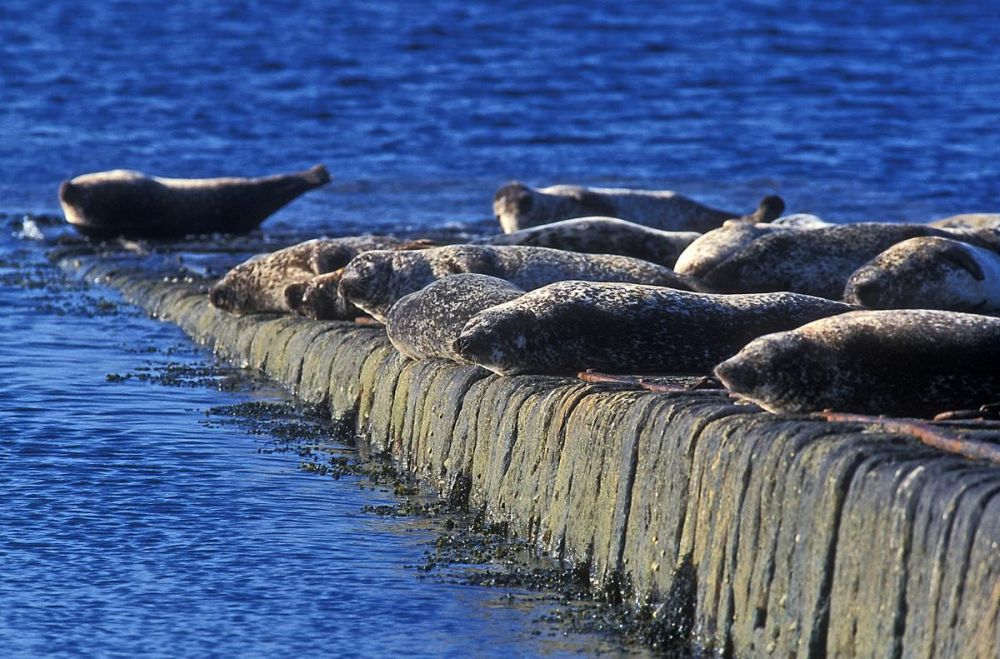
[61,254,1000,658]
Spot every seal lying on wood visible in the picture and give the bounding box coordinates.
[672,212,832,278]
[845,237,1000,311]
[493,181,782,234]
[59,164,330,239]
[209,235,414,316]
[476,217,700,268]
[928,213,1000,230]
[714,309,1000,417]
[386,274,525,362]
[677,223,994,299]
[452,282,852,375]
[338,244,711,322]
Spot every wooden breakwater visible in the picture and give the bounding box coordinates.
[60,252,1000,658]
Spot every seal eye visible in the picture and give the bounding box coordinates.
[516,193,533,214]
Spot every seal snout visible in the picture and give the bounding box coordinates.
[846,276,882,308]
[58,180,77,203]
[713,354,757,393]
[209,283,235,311]
[452,333,475,356]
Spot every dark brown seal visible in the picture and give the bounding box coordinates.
[338,244,711,322]
[714,309,1000,417]
[209,235,413,316]
[493,181,782,234]
[59,164,330,239]
[845,236,1000,311]
[452,281,852,375]
[385,274,525,362]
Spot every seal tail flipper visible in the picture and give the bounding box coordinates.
[751,195,785,223]
[302,164,332,187]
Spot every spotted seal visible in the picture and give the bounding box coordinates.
[672,213,831,278]
[385,274,525,362]
[678,222,995,299]
[284,239,439,320]
[845,237,1000,311]
[493,182,783,234]
[209,235,413,316]
[928,213,1000,230]
[714,309,1000,417]
[59,164,330,239]
[452,282,852,375]
[476,217,698,267]
[338,244,710,322]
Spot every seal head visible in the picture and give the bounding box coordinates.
[844,236,1000,311]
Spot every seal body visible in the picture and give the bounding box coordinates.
[845,237,1000,311]
[714,309,1000,417]
[59,164,330,239]
[477,216,699,268]
[672,214,831,278]
[338,244,710,322]
[492,182,776,234]
[386,274,525,362]
[683,223,989,299]
[453,282,853,375]
[929,213,1000,230]
[209,235,409,316]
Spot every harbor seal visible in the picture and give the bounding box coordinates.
[59,164,330,239]
[844,236,1000,311]
[714,309,1000,417]
[928,213,1000,230]
[385,274,525,362]
[679,223,991,299]
[476,216,700,268]
[673,213,831,278]
[209,235,413,316]
[493,181,782,233]
[452,282,853,375]
[283,239,439,320]
[338,244,711,322]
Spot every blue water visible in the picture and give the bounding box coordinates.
[0,225,628,657]
[3,0,1000,655]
